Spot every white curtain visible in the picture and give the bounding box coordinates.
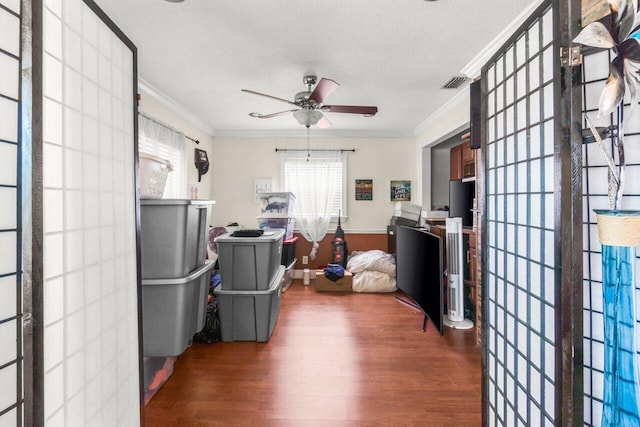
[138,113,188,198]
[282,150,344,259]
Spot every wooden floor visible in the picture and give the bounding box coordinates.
[144,281,482,426]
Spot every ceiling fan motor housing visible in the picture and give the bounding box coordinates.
[295,91,314,106]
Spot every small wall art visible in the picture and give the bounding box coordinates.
[254,178,273,203]
[390,180,411,201]
[355,179,373,201]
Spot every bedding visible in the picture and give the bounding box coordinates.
[347,250,397,293]
[347,249,396,276]
[352,270,397,293]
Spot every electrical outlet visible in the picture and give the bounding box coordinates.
[302,256,308,265]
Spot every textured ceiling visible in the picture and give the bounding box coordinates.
[94,0,533,137]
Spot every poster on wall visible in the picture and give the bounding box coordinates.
[355,179,373,200]
[254,178,273,203]
[390,180,411,201]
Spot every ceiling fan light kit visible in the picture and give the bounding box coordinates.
[293,109,324,127]
[242,75,378,128]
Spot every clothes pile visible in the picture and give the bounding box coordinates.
[346,250,397,293]
[324,264,345,282]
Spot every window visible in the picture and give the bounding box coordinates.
[138,113,187,198]
[281,151,347,221]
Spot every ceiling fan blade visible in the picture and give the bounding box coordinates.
[241,89,297,106]
[323,105,378,116]
[309,78,339,104]
[317,116,332,128]
[251,109,298,119]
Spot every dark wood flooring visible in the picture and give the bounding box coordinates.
[144,281,482,426]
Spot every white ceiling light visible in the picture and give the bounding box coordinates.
[164,0,185,3]
[293,109,324,127]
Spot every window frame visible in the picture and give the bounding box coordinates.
[280,151,348,223]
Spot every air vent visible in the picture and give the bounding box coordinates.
[441,75,470,89]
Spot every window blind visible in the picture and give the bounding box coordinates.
[281,152,346,218]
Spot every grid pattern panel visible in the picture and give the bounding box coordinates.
[0,0,22,425]
[484,4,557,426]
[41,0,140,425]
[581,49,640,426]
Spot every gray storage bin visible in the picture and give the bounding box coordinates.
[140,199,214,279]
[215,229,284,290]
[214,265,285,342]
[142,260,214,357]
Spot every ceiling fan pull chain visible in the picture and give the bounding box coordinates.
[306,126,310,161]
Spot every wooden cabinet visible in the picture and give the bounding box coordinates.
[450,133,475,180]
[461,141,475,179]
[461,137,474,164]
[466,233,478,325]
[450,144,462,180]
[467,233,477,286]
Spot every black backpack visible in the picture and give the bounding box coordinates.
[193,298,221,344]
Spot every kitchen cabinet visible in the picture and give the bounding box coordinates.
[450,133,475,180]
[450,144,462,180]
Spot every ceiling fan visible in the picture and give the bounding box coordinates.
[242,75,378,128]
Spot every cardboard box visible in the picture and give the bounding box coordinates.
[314,269,353,292]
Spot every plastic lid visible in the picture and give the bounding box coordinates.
[215,228,285,243]
[141,199,215,206]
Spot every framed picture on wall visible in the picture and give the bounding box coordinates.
[355,179,373,200]
[390,180,411,201]
[254,178,273,203]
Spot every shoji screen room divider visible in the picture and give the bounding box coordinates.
[482,2,560,425]
[0,0,24,424]
[581,38,640,426]
[2,0,143,424]
[40,0,141,424]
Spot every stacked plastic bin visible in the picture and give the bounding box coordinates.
[280,236,297,291]
[214,229,285,341]
[256,192,297,291]
[256,192,296,240]
[140,199,215,357]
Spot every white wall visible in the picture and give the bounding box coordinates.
[211,137,418,232]
[138,94,215,200]
[421,147,431,212]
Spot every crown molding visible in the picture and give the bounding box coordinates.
[413,89,470,143]
[213,128,414,139]
[138,78,216,136]
[459,0,546,79]
[414,0,546,143]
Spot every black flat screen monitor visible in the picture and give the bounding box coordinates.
[395,226,444,335]
[449,179,475,227]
